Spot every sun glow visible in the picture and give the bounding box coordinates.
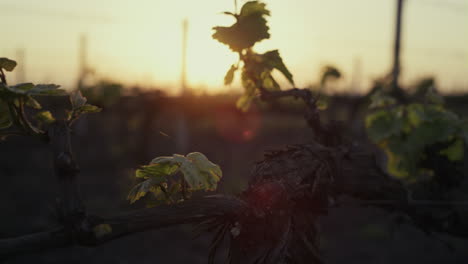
[1,0,467,93]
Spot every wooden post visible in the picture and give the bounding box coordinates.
[391,0,405,98]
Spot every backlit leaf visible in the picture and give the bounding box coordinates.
[224,64,237,85]
[76,104,102,114]
[25,96,41,109]
[0,58,17,72]
[136,162,179,179]
[186,152,222,191]
[127,177,167,204]
[93,224,112,238]
[262,50,294,85]
[440,139,464,161]
[35,111,55,125]
[70,90,87,109]
[236,94,254,112]
[29,84,65,96]
[7,83,34,94]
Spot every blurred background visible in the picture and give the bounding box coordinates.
[1,0,468,263]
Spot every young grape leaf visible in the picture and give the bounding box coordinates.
[6,83,35,94]
[239,1,270,17]
[440,139,464,161]
[213,1,270,51]
[224,64,238,85]
[70,90,87,109]
[69,90,102,116]
[0,58,17,72]
[29,84,65,96]
[320,66,341,87]
[262,50,294,85]
[93,224,112,239]
[136,162,179,179]
[25,96,42,109]
[186,152,222,191]
[76,104,101,114]
[130,153,223,203]
[236,94,255,112]
[365,108,403,142]
[127,177,167,204]
[35,111,55,125]
[369,91,397,109]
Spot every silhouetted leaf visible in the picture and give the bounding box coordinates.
[224,65,238,85]
[213,1,270,51]
[262,50,294,85]
[239,1,270,17]
[0,58,17,72]
[261,71,279,91]
[320,66,341,87]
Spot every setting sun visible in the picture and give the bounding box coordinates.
[1,0,467,93]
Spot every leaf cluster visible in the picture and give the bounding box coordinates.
[128,152,222,205]
[213,1,295,111]
[0,58,101,140]
[366,90,467,183]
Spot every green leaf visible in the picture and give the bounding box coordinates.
[224,64,237,85]
[177,153,220,190]
[262,50,294,85]
[35,111,55,125]
[93,224,112,239]
[127,177,167,204]
[369,91,397,109]
[236,94,255,112]
[261,71,279,91]
[0,58,17,72]
[136,162,179,179]
[186,152,222,191]
[29,84,65,96]
[131,153,222,204]
[70,90,87,109]
[425,88,444,105]
[76,104,102,114]
[25,96,41,109]
[365,108,403,142]
[7,83,34,94]
[440,139,464,161]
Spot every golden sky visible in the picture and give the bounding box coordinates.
[1,0,467,94]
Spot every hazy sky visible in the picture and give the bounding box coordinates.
[1,0,467,94]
